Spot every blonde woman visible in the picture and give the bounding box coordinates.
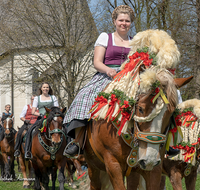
[63,5,135,157]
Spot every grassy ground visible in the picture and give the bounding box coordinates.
[0,160,200,189]
[0,160,77,190]
[165,174,200,190]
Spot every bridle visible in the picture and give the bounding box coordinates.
[44,113,66,142]
[38,112,66,160]
[2,117,14,135]
[133,97,168,145]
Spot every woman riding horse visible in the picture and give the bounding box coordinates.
[63,5,135,157]
[24,82,59,159]
[63,5,179,158]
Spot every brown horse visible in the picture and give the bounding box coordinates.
[84,70,193,190]
[31,106,67,190]
[0,114,15,181]
[65,156,86,189]
[159,157,199,190]
[159,98,200,190]
[15,124,34,188]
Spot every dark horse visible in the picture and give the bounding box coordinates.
[31,106,67,190]
[84,69,193,190]
[0,114,16,180]
[15,124,34,188]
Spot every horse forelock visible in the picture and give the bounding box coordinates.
[47,106,64,124]
[156,71,178,111]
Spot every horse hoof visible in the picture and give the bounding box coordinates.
[23,185,30,188]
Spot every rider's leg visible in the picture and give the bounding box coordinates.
[24,120,40,160]
[14,124,27,157]
[63,127,85,157]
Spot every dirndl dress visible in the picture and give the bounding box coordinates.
[64,33,131,138]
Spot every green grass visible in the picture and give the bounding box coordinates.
[0,160,77,190]
[165,173,200,190]
[1,160,200,189]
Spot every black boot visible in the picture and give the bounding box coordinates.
[167,146,180,157]
[14,123,28,157]
[24,122,38,160]
[63,143,79,157]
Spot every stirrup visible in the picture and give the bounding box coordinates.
[14,150,21,157]
[25,151,33,160]
[63,141,80,159]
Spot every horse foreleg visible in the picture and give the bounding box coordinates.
[87,163,101,190]
[10,158,15,180]
[51,167,57,190]
[1,152,10,180]
[32,162,42,190]
[41,172,49,190]
[18,156,29,188]
[159,175,166,190]
[104,154,125,190]
[126,171,140,190]
[185,167,197,190]
[142,165,162,190]
[57,166,65,190]
[169,170,182,190]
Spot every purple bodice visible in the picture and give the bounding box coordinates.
[104,33,131,65]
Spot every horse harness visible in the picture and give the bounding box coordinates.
[88,98,169,177]
[2,117,15,134]
[38,113,66,160]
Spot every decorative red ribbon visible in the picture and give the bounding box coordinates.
[117,111,130,136]
[169,127,177,141]
[113,51,153,82]
[90,96,108,119]
[104,94,119,122]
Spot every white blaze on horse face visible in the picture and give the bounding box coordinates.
[6,118,10,130]
[138,104,167,170]
[53,117,57,121]
[147,104,167,162]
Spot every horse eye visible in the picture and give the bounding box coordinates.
[139,107,143,114]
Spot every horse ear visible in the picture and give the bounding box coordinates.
[44,106,51,113]
[60,107,67,113]
[10,114,13,118]
[139,64,146,74]
[174,76,193,88]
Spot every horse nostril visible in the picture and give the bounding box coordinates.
[139,160,146,169]
[155,160,161,166]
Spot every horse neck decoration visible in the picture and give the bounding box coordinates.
[37,107,66,160]
[168,99,200,167]
[31,106,67,190]
[86,29,193,190]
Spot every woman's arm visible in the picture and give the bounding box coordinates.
[94,46,117,78]
[32,107,40,116]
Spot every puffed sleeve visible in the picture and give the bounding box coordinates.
[94,32,109,48]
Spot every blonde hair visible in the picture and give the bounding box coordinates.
[112,5,134,23]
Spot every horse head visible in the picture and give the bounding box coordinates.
[134,68,193,170]
[44,107,66,147]
[2,114,14,138]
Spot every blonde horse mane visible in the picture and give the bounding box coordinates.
[121,29,180,70]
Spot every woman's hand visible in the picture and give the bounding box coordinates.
[94,46,117,78]
[106,68,117,78]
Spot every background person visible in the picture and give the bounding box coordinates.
[24,82,59,159]
[14,95,39,157]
